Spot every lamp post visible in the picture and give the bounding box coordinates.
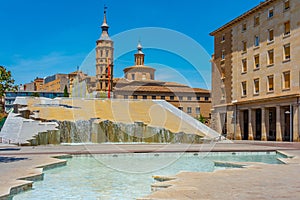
[284,104,293,142]
[232,101,237,140]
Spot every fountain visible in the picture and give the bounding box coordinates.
[0,97,223,145]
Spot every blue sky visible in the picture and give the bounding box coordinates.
[0,0,262,88]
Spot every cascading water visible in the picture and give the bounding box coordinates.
[0,97,224,145]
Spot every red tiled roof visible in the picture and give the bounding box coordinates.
[114,85,209,94]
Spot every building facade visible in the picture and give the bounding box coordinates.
[114,43,211,120]
[23,78,44,91]
[42,74,69,92]
[34,78,44,91]
[210,0,300,141]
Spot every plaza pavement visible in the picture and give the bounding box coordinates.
[0,142,300,199]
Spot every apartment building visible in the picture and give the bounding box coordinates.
[42,74,69,92]
[23,77,44,91]
[210,0,300,141]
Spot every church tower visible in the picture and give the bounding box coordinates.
[96,6,114,93]
[134,42,144,66]
[123,41,156,81]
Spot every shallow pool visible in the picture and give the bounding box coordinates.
[13,152,283,200]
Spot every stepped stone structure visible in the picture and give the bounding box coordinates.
[0,97,221,145]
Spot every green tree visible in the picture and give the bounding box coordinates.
[196,114,206,124]
[63,85,69,97]
[0,66,18,112]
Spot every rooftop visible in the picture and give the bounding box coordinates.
[210,0,276,35]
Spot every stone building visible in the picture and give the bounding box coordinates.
[42,74,69,92]
[23,77,44,91]
[114,43,211,120]
[210,0,300,141]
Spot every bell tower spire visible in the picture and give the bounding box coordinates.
[99,5,110,41]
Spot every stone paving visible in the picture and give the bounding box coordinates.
[0,142,300,199]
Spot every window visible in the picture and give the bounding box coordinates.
[268,75,274,92]
[254,35,260,47]
[284,0,290,10]
[187,96,192,101]
[254,79,259,94]
[268,29,274,42]
[242,59,247,72]
[221,70,225,79]
[170,96,174,100]
[268,49,274,65]
[152,96,156,100]
[268,8,274,18]
[221,50,225,60]
[142,73,146,80]
[221,88,225,100]
[131,74,135,80]
[205,97,209,101]
[221,34,225,42]
[124,95,128,99]
[242,23,247,32]
[143,95,147,100]
[283,44,291,60]
[283,71,290,89]
[179,96,183,101]
[187,107,192,114]
[242,41,247,52]
[241,81,247,96]
[161,96,165,100]
[284,21,290,35]
[254,15,260,26]
[196,107,200,114]
[254,54,260,69]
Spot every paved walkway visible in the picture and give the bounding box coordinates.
[141,142,300,200]
[0,142,300,199]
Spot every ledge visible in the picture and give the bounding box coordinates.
[0,155,68,199]
[267,40,274,45]
[283,33,291,39]
[253,46,260,50]
[214,160,246,168]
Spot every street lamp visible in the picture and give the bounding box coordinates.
[284,105,292,142]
